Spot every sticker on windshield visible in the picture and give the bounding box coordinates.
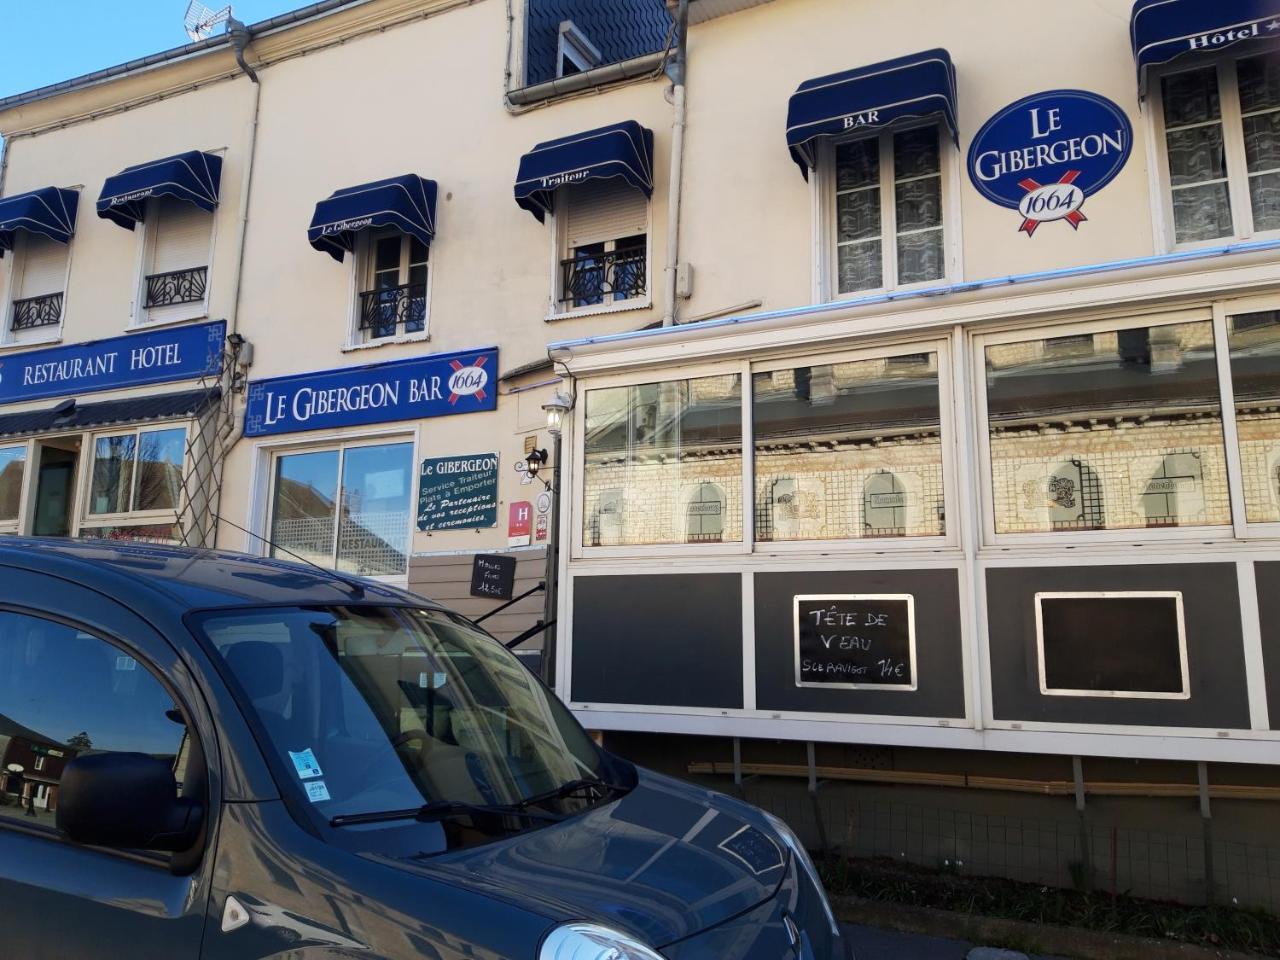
[289,748,323,780]
[304,780,331,803]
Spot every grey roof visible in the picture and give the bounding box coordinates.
[0,0,365,113]
[0,387,220,439]
[525,0,672,87]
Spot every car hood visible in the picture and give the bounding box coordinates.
[401,769,789,947]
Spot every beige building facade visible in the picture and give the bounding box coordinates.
[0,0,1279,869]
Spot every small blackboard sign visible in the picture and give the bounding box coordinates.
[1036,592,1188,698]
[794,594,916,690]
[471,553,517,600]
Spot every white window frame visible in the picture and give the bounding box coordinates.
[571,337,960,561]
[80,423,192,533]
[972,305,1241,549]
[254,428,420,584]
[344,228,433,351]
[547,185,652,322]
[556,20,601,78]
[129,197,217,330]
[749,338,958,553]
[0,439,33,534]
[1148,53,1280,253]
[815,120,962,303]
[1,232,73,349]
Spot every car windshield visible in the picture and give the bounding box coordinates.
[195,605,617,838]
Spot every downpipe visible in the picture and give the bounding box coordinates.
[661,0,689,327]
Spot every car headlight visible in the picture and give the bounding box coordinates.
[764,812,841,937]
[539,922,665,960]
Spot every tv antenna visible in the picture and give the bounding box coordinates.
[184,1,234,41]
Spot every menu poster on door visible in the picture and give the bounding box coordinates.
[793,594,917,691]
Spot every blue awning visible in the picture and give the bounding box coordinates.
[514,120,654,222]
[97,150,223,230]
[307,174,438,263]
[0,187,79,257]
[786,49,959,178]
[1131,0,1280,96]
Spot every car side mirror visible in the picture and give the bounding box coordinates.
[56,752,203,853]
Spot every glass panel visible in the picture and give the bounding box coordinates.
[79,523,180,543]
[271,450,339,566]
[583,374,743,546]
[1243,112,1280,173]
[89,435,136,515]
[336,442,413,577]
[374,235,401,280]
[1227,310,1280,523]
[1170,181,1234,243]
[1237,54,1280,116]
[893,127,940,179]
[897,230,945,286]
[835,138,879,190]
[837,240,882,294]
[753,354,944,541]
[0,445,26,522]
[986,320,1229,533]
[836,187,881,243]
[895,176,942,233]
[408,236,429,268]
[133,428,185,512]
[0,612,186,830]
[1251,170,1280,232]
[1162,67,1233,243]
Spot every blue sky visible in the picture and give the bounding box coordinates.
[0,1,301,101]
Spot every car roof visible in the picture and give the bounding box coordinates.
[0,537,438,612]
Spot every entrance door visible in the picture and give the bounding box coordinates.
[32,440,80,537]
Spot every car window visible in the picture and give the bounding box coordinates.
[0,611,188,831]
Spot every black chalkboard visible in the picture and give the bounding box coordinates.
[794,594,916,689]
[470,554,517,600]
[1037,592,1187,696]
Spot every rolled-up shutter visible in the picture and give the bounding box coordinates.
[16,234,67,298]
[564,179,647,248]
[150,196,211,274]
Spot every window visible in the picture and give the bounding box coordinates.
[828,125,948,296]
[5,232,68,344]
[0,445,26,531]
[138,196,211,324]
[753,352,945,542]
[268,440,414,577]
[1157,52,1280,245]
[1227,309,1280,524]
[582,374,742,546]
[984,318,1230,534]
[356,229,429,345]
[556,20,601,78]
[84,426,186,539]
[0,611,188,829]
[556,180,648,314]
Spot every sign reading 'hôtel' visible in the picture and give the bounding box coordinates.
[967,89,1133,237]
[243,347,498,437]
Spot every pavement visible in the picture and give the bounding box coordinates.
[843,923,1067,960]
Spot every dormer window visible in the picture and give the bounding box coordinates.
[557,20,602,78]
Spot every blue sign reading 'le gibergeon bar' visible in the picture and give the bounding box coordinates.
[243,347,498,438]
[0,320,226,405]
[967,90,1133,237]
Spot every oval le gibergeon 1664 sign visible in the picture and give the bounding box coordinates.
[966,89,1133,237]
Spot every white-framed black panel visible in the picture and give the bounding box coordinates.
[986,564,1250,728]
[570,573,744,709]
[754,569,965,717]
[1250,561,1280,730]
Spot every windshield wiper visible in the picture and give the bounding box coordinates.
[513,777,625,812]
[330,799,565,828]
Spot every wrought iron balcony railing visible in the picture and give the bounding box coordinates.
[359,281,427,338]
[559,245,646,308]
[145,266,207,308]
[11,292,63,331]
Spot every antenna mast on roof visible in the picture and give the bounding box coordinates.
[184,1,235,41]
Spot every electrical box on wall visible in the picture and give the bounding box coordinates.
[677,261,694,299]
